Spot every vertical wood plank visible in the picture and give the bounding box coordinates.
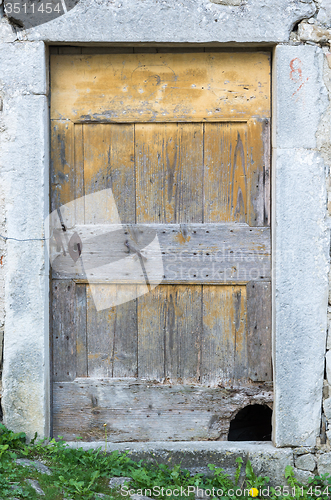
[86,285,138,377]
[164,286,201,383]
[74,124,85,224]
[138,286,166,380]
[76,284,88,377]
[83,124,135,224]
[136,123,203,223]
[52,280,78,382]
[202,285,247,385]
[86,285,115,378]
[51,120,75,215]
[233,286,248,380]
[204,123,248,223]
[247,281,272,381]
[247,119,271,227]
[112,285,138,378]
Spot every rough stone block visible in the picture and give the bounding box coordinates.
[318,453,331,476]
[327,308,331,350]
[273,148,329,446]
[293,468,314,485]
[323,380,330,400]
[0,42,47,96]
[323,397,331,421]
[317,0,331,27]
[249,448,294,487]
[326,351,331,386]
[21,0,316,44]
[68,442,294,486]
[109,477,132,488]
[1,94,50,440]
[293,447,316,458]
[295,454,316,472]
[273,45,328,149]
[16,458,51,475]
[298,21,331,43]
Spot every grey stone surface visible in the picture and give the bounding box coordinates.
[109,477,132,488]
[298,20,331,42]
[273,45,328,150]
[326,351,331,385]
[16,458,51,475]
[327,308,331,349]
[295,454,316,472]
[292,468,314,485]
[318,453,331,475]
[272,147,329,445]
[0,42,46,96]
[323,396,331,421]
[26,479,45,495]
[0,90,50,439]
[249,448,294,486]
[316,0,331,27]
[0,0,316,44]
[68,442,293,484]
[131,496,154,500]
[293,447,316,458]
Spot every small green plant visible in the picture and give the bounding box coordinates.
[0,424,330,499]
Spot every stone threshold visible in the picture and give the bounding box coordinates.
[66,441,293,485]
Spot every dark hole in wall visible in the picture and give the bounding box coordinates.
[228,404,272,441]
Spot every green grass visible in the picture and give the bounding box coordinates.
[0,424,330,500]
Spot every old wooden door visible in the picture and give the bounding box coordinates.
[50,51,272,441]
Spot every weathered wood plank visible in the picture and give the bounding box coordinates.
[76,284,88,378]
[247,119,271,227]
[83,124,135,224]
[135,123,203,223]
[202,285,247,385]
[50,53,271,122]
[204,122,248,224]
[164,286,202,383]
[86,285,114,377]
[51,120,75,216]
[73,124,85,224]
[86,284,138,378]
[247,281,272,382]
[50,223,271,283]
[53,379,273,442]
[52,281,80,382]
[137,286,165,380]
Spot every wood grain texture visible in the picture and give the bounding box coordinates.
[201,285,247,386]
[86,285,114,378]
[51,121,75,215]
[163,286,201,383]
[76,284,88,378]
[137,286,165,380]
[50,223,270,283]
[204,123,248,224]
[86,284,138,378]
[247,119,271,227]
[52,281,87,381]
[53,379,273,442]
[50,53,271,122]
[135,123,203,223]
[247,281,272,382]
[83,124,135,224]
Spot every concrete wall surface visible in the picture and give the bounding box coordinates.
[0,0,331,468]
